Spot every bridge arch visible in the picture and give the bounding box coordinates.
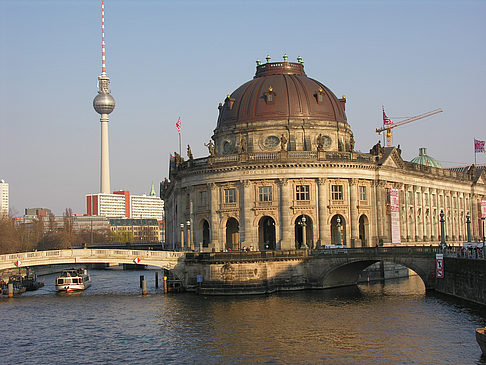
[313,254,435,290]
[0,249,186,284]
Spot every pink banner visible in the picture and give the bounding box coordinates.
[481,201,486,219]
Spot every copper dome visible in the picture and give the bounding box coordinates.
[217,61,347,127]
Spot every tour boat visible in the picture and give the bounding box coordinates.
[55,268,91,293]
[477,327,486,355]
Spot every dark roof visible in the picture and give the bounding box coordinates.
[217,61,347,128]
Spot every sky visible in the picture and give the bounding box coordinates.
[1,0,485,216]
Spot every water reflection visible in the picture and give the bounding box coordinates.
[1,271,485,364]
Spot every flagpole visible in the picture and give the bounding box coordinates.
[179,132,181,157]
[475,138,477,165]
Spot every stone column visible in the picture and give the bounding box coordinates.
[209,183,220,250]
[472,194,480,241]
[176,188,184,250]
[317,178,327,247]
[412,186,418,242]
[403,185,410,242]
[397,183,407,244]
[451,191,457,241]
[188,187,194,250]
[370,181,379,245]
[376,181,385,244]
[349,178,359,247]
[239,180,253,248]
[278,178,291,250]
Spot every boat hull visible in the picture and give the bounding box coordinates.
[477,328,486,355]
[55,281,91,292]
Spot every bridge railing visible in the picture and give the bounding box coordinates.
[310,246,440,257]
[443,246,485,260]
[0,249,185,265]
[184,250,308,262]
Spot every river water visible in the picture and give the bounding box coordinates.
[1,269,485,364]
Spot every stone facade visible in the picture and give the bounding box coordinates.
[161,60,486,251]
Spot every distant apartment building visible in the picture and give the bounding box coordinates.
[130,194,164,219]
[109,218,163,242]
[0,179,9,218]
[86,185,164,220]
[86,193,127,218]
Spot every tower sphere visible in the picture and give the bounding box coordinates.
[93,93,116,115]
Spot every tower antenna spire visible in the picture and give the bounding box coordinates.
[93,0,115,194]
[101,0,106,75]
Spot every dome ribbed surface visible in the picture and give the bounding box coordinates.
[217,62,346,127]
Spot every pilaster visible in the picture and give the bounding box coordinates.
[278,178,291,249]
[317,178,327,247]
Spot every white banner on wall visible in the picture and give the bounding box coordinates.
[390,188,401,244]
[481,201,486,218]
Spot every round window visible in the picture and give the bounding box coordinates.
[264,135,280,149]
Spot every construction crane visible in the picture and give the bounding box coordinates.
[376,108,443,147]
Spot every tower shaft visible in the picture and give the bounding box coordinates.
[100,115,110,194]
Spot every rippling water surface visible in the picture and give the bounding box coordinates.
[2,269,485,364]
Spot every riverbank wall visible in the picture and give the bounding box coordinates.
[435,257,486,306]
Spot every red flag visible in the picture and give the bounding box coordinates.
[176,117,181,134]
[382,107,393,125]
[475,139,485,153]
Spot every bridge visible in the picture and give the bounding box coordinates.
[1,246,483,302]
[0,248,186,281]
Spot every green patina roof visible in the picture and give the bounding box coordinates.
[411,147,442,168]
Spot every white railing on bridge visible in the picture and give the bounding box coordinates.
[0,249,186,271]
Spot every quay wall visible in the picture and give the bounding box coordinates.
[435,258,486,306]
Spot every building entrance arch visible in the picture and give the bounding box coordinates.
[294,215,314,249]
[359,214,369,247]
[331,215,346,246]
[225,218,240,251]
[202,220,210,247]
[258,216,276,250]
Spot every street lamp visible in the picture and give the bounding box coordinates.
[336,216,342,246]
[186,220,191,250]
[180,223,184,251]
[482,217,485,244]
[440,210,446,249]
[466,212,471,243]
[481,217,485,257]
[299,216,308,249]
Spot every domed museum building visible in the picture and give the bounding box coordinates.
[161,57,486,251]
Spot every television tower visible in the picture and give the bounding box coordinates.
[93,0,115,194]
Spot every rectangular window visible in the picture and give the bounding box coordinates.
[385,188,390,204]
[408,191,413,205]
[432,194,436,207]
[199,191,207,206]
[224,188,236,203]
[331,185,343,201]
[296,185,310,201]
[359,186,366,201]
[259,186,272,202]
